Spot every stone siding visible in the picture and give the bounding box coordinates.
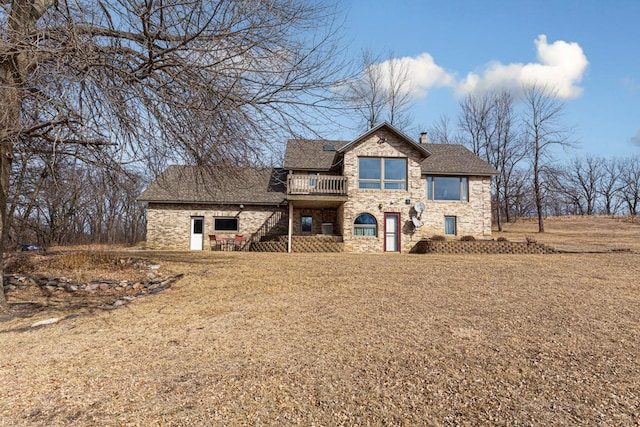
[146,203,287,249]
[416,176,493,239]
[291,208,339,235]
[340,128,493,253]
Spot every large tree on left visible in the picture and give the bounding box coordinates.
[0,0,348,308]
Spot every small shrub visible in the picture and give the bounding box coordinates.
[525,235,537,245]
[430,235,446,241]
[460,235,476,241]
[497,236,508,242]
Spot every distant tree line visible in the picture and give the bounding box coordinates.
[8,152,146,247]
[428,85,640,232]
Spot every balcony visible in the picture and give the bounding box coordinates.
[287,174,348,197]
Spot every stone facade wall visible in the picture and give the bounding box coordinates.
[340,128,493,253]
[145,129,493,252]
[146,203,287,249]
[290,208,339,235]
[416,176,493,239]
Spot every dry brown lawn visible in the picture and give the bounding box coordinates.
[1,216,639,426]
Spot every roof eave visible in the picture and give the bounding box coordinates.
[142,199,286,206]
[338,122,432,157]
[422,171,499,177]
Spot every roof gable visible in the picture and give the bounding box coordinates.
[338,122,431,157]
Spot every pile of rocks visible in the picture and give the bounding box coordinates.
[3,273,182,296]
[2,257,183,309]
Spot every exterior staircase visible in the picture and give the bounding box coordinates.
[250,235,343,253]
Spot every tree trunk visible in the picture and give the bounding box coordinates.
[533,150,545,233]
[0,77,19,309]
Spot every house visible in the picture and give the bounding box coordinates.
[138,123,498,253]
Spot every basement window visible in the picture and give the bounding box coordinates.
[301,216,313,233]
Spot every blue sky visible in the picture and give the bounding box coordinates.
[334,0,640,159]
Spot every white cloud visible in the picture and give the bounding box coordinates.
[360,35,588,103]
[456,35,589,99]
[373,53,455,97]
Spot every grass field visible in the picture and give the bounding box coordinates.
[1,216,639,426]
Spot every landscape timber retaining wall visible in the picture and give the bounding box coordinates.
[410,240,558,254]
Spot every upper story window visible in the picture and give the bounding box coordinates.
[426,176,468,201]
[358,158,407,190]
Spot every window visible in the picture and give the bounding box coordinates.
[427,177,468,201]
[444,216,457,236]
[354,213,377,237]
[192,218,203,234]
[301,215,313,233]
[359,158,407,190]
[214,217,239,232]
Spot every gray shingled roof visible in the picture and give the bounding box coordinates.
[138,165,287,205]
[283,139,348,171]
[420,144,499,176]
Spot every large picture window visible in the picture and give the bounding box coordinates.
[426,177,468,201]
[359,158,407,190]
[353,213,377,237]
[214,217,239,232]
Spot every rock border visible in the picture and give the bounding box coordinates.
[2,257,184,326]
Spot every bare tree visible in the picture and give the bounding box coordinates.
[487,91,525,229]
[555,156,604,215]
[385,53,414,130]
[619,156,640,216]
[458,93,494,157]
[600,157,624,215]
[347,50,414,130]
[521,84,571,232]
[0,0,349,308]
[456,90,525,230]
[346,51,386,129]
[427,115,461,144]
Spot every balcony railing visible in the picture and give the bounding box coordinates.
[287,174,348,195]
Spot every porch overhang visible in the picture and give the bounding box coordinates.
[286,195,347,209]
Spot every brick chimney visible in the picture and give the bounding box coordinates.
[419,132,429,144]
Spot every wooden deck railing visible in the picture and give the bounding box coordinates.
[287,174,348,195]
